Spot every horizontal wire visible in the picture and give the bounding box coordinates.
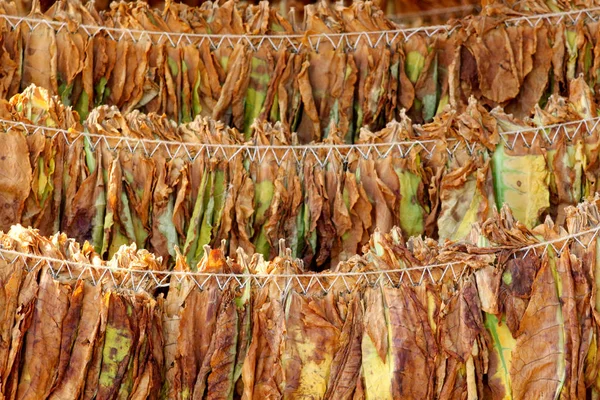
[0,245,468,292]
[517,221,600,256]
[0,118,437,150]
[0,116,598,166]
[0,246,453,278]
[0,7,598,51]
[0,220,598,292]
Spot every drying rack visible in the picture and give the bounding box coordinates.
[0,7,598,51]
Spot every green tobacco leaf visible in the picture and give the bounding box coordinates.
[192,70,202,117]
[484,313,516,400]
[254,180,275,257]
[396,168,425,237]
[95,77,108,107]
[492,145,549,228]
[243,57,270,139]
[75,90,90,121]
[98,296,134,398]
[406,51,425,84]
[184,170,209,267]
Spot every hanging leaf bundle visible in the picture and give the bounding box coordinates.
[2,195,600,398]
[0,79,599,269]
[0,0,599,141]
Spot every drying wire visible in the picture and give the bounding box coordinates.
[0,118,440,166]
[0,116,598,167]
[0,244,469,292]
[0,7,598,51]
[0,220,599,293]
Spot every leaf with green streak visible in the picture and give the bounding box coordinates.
[567,143,584,202]
[413,98,423,116]
[108,232,131,259]
[406,51,426,84]
[219,56,229,71]
[270,91,280,122]
[243,57,270,139]
[192,169,224,264]
[58,81,73,107]
[119,188,136,246]
[107,191,137,258]
[158,196,179,260]
[195,197,214,261]
[98,297,134,398]
[75,90,90,121]
[91,190,106,253]
[95,77,108,107]
[192,70,202,117]
[290,92,303,132]
[181,60,192,123]
[362,289,393,400]
[395,168,425,237]
[37,154,55,203]
[82,138,106,252]
[422,55,439,123]
[584,43,593,79]
[491,145,549,228]
[125,171,149,249]
[436,94,449,116]
[270,23,285,33]
[355,102,365,140]
[233,268,252,385]
[290,205,305,258]
[244,88,266,136]
[167,56,179,77]
[117,331,145,399]
[565,30,578,80]
[484,313,516,400]
[103,88,111,105]
[210,170,226,239]
[184,171,209,267]
[254,180,274,257]
[83,137,97,174]
[254,230,270,258]
[438,178,485,241]
[101,209,114,257]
